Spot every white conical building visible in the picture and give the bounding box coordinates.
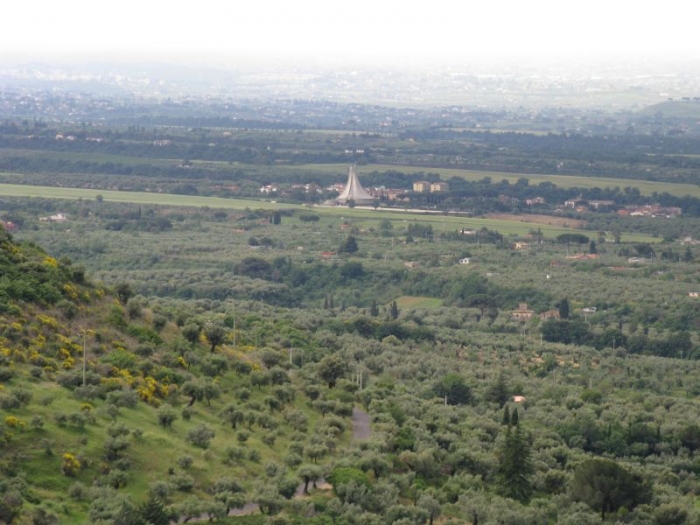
[335,165,375,205]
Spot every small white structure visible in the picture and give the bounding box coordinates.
[458,258,471,265]
[40,213,68,222]
[513,396,526,403]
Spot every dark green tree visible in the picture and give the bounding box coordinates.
[390,300,399,320]
[157,405,177,427]
[502,405,511,426]
[487,373,510,407]
[558,298,570,319]
[181,381,204,407]
[557,233,590,251]
[115,283,133,305]
[338,235,358,254]
[684,246,694,262]
[318,354,348,388]
[204,322,226,353]
[510,408,519,427]
[181,322,201,347]
[221,405,245,429]
[186,424,215,449]
[497,420,533,503]
[138,496,170,525]
[369,300,379,317]
[417,494,442,525]
[679,424,700,453]
[434,374,472,405]
[467,294,493,321]
[571,458,651,520]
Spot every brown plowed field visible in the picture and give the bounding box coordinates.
[486,213,587,228]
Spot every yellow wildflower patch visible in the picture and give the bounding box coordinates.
[36,315,59,330]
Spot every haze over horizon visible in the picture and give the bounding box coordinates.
[4,0,700,68]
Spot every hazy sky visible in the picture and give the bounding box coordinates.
[3,0,699,65]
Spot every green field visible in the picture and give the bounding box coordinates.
[0,183,301,210]
[0,182,661,242]
[0,148,177,167]
[395,296,443,309]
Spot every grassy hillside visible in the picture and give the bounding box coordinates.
[0,226,352,524]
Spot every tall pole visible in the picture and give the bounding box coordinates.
[82,329,86,387]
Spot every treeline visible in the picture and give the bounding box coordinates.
[542,318,696,358]
[398,129,700,184]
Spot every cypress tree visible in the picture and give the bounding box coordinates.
[559,298,570,319]
[502,405,511,426]
[497,420,533,503]
[511,408,519,426]
[390,300,399,320]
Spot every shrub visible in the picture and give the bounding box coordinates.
[186,424,215,449]
[61,453,81,477]
[327,467,370,494]
[106,389,139,408]
[171,473,195,492]
[223,447,245,464]
[69,481,87,500]
[178,456,194,469]
[158,405,178,427]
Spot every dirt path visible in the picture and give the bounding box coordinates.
[178,408,371,522]
[352,406,372,440]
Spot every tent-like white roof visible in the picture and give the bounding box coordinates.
[336,165,374,205]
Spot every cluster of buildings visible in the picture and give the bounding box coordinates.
[616,204,682,218]
[412,181,449,193]
[511,303,560,321]
[257,167,685,219]
[563,196,682,217]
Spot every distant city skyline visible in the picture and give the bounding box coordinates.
[3,0,700,67]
